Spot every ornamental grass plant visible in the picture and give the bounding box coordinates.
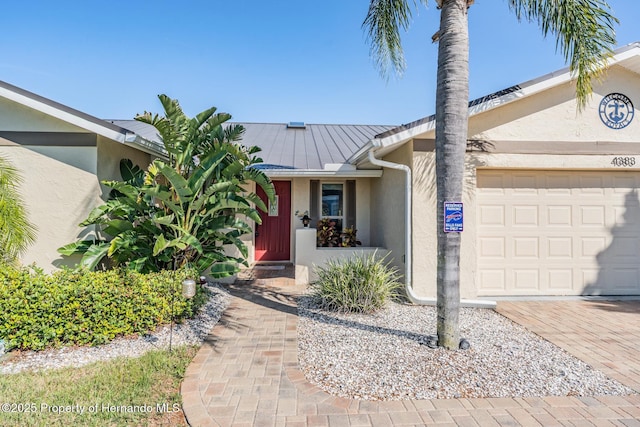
[310,252,401,313]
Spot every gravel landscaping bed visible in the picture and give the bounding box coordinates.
[0,283,230,374]
[298,296,636,400]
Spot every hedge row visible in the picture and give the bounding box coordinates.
[0,265,206,351]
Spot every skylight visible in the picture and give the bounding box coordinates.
[287,122,306,129]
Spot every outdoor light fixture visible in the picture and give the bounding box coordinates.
[301,214,311,227]
[169,277,198,353]
[182,278,196,299]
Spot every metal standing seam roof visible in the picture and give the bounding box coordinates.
[238,123,395,170]
[108,119,161,144]
[113,120,395,170]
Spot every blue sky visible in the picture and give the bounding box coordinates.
[2,1,639,126]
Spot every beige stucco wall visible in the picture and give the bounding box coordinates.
[0,98,88,132]
[411,151,478,298]
[370,143,411,279]
[0,145,101,271]
[409,64,640,299]
[96,136,152,199]
[470,65,640,143]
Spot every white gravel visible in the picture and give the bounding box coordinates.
[0,283,230,374]
[298,296,636,400]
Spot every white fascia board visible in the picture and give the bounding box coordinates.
[375,120,435,149]
[609,43,640,63]
[0,85,127,142]
[363,47,640,156]
[263,169,382,178]
[0,85,166,156]
[346,140,374,165]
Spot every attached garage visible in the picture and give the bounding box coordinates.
[477,169,640,296]
[352,43,640,299]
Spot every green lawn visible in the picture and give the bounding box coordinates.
[0,346,197,427]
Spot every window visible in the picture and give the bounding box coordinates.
[322,183,343,230]
[310,180,355,232]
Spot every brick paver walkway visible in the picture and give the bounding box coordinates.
[182,278,640,426]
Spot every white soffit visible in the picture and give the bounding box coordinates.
[263,169,383,178]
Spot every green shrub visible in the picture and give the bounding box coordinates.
[0,264,207,351]
[310,252,401,313]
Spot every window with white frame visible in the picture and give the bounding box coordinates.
[321,183,344,230]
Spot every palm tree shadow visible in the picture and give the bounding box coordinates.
[297,296,436,346]
[582,189,640,299]
[225,282,299,315]
[227,280,437,345]
[584,300,640,314]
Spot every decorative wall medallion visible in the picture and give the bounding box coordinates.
[599,93,634,129]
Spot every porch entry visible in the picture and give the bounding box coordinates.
[255,180,291,261]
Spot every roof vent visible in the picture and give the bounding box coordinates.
[287,121,306,129]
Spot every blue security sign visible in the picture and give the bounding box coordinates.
[444,202,463,232]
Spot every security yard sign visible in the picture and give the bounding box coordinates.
[444,202,463,232]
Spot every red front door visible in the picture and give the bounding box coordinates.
[255,181,291,261]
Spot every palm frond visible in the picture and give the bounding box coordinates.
[508,0,618,110]
[363,0,428,78]
[0,156,36,262]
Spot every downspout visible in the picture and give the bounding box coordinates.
[368,149,495,309]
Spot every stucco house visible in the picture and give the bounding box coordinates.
[3,41,640,299]
[350,41,640,299]
[0,81,157,270]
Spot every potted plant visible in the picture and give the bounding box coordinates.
[316,218,341,247]
[340,226,362,247]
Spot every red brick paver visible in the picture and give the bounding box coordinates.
[182,275,640,426]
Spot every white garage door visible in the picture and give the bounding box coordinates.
[477,170,640,296]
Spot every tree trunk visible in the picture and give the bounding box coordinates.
[435,0,469,350]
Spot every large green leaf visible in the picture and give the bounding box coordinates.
[80,243,110,270]
[155,161,193,201]
[57,240,96,256]
[119,159,145,185]
[126,257,150,272]
[150,214,175,226]
[207,262,240,278]
[246,168,275,204]
[80,204,109,226]
[192,107,218,132]
[188,150,227,194]
[103,219,134,236]
[152,234,167,255]
[244,192,268,213]
[104,181,140,200]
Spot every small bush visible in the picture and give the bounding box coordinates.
[0,264,207,351]
[311,252,401,313]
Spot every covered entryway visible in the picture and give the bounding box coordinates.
[255,180,291,261]
[477,169,640,296]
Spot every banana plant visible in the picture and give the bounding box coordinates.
[59,96,274,276]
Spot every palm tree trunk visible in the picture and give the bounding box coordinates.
[435,0,469,350]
